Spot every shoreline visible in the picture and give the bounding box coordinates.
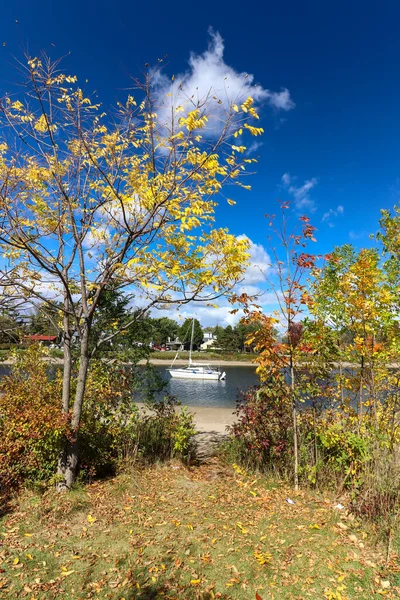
[139,358,255,367]
[2,357,400,369]
[136,403,237,434]
[0,357,256,367]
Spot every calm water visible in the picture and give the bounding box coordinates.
[151,365,258,408]
[0,363,258,408]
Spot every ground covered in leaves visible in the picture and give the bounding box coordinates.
[0,460,399,599]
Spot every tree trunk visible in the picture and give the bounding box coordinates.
[339,361,344,406]
[359,355,364,431]
[57,295,73,490]
[58,324,91,490]
[313,405,318,468]
[290,359,299,491]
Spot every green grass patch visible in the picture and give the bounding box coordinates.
[0,461,397,599]
[150,351,256,362]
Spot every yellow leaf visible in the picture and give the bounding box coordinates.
[61,569,75,577]
[26,554,33,560]
[87,514,97,524]
[191,579,201,585]
[254,551,272,566]
[13,557,19,565]
[24,533,33,537]
[227,199,236,206]
[309,524,321,530]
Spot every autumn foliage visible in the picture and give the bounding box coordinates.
[0,346,68,499]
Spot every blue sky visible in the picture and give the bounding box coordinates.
[1,0,399,325]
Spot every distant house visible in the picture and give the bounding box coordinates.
[200,332,216,351]
[25,334,59,346]
[165,337,184,351]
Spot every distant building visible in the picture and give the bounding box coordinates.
[25,334,59,346]
[200,332,216,351]
[165,337,184,351]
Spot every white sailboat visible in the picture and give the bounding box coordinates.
[167,319,226,381]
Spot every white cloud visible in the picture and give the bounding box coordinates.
[152,304,243,328]
[237,235,271,285]
[322,205,344,227]
[281,172,318,212]
[154,29,295,135]
[349,230,367,240]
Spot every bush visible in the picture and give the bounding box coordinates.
[353,444,400,521]
[131,395,195,464]
[0,347,196,507]
[0,345,68,500]
[229,382,294,476]
[228,384,376,492]
[77,360,138,479]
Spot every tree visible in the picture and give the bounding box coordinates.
[311,246,395,421]
[239,202,317,490]
[215,324,240,352]
[88,285,132,354]
[0,310,23,345]
[234,321,259,352]
[151,317,179,347]
[179,318,203,349]
[0,54,262,489]
[27,302,62,336]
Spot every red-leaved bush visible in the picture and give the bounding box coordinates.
[229,377,294,475]
[0,345,68,505]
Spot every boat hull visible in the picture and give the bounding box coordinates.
[167,368,221,380]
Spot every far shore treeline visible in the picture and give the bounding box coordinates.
[0,305,259,354]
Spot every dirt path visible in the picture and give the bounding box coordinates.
[136,403,237,462]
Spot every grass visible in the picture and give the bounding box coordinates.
[0,460,398,600]
[150,351,256,362]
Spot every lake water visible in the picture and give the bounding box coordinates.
[0,363,258,409]
[151,365,258,408]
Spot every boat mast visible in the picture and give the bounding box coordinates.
[189,318,194,365]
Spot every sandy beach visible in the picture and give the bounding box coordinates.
[136,403,237,434]
[184,405,237,433]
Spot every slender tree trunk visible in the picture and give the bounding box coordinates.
[339,361,344,406]
[370,363,377,421]
[313,405,318,470]
[359,355,364,430]
[290,356,299,491]
[57,293,72,490]
[59,324,91,489]
[370,336,377,422]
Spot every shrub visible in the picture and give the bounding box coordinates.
[0,345,68,501]
[132,395,196,464]
[229,382,294,476]
[77,360,138,479]
[0,348,196,507]
[228,385,372,490]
